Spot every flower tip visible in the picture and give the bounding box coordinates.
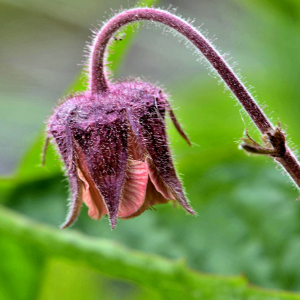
[186,206,196,216]
[60,220,73,230]
[60,223,69,230]
[109,216,117,230]
[190,209,196,215]
[191,209,197,216]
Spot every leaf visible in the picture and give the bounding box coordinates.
[0,233,45,300]
[235,0,300,24]
[0,206,299,300]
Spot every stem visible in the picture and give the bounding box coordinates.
[90,7,300,190]
[90,8,271,132]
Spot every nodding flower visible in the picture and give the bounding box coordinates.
[46,80,194,229]
[45,6,300,229]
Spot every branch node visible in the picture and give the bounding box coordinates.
[240,127,286,158]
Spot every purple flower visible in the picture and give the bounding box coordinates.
[44,5,300,229]
[47,80,195,229]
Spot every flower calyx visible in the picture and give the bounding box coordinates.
[46,80,194,229]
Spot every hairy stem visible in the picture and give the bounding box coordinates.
[90,8,271,132]
[90,7,300,189]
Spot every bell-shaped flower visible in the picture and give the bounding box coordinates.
[46,80,194,229]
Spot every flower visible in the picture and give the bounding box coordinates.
[47,80,195,229]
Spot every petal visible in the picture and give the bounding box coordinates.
[121,177,169,220]
[118,160,148,218]
[72,108,128,229]
[77,167,99,219]
[133,105,195,215]
[146,157,175,200]
[127,130,144,160]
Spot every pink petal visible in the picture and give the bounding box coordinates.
[118,160,148,218]
[131,105,195,215]
[121,177,169,220]
[77,167,98,219]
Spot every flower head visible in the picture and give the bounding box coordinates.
[44,5,300,228]
[47,80,194,228]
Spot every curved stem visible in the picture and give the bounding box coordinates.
[91,8,271,132]
[90,7,300,190]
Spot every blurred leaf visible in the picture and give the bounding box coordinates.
[37,259,103,300]
[0,178,16,204]
[234,0,300,24]
[0,234,45,300]
[1,206,300,300]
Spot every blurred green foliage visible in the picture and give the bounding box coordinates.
[2,0,300,299]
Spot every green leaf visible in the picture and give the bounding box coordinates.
[0,233,45,300]
[0,206,299,300]
[234,0,300,24]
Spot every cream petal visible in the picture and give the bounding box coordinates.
[118,160,148,218]
[77,168,99,219]
[146,158,175,200]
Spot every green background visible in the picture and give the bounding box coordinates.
[1,0,300,299]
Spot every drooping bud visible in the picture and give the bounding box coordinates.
[46,80,194,228]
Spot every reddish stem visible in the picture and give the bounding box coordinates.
[90,7,300,190]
